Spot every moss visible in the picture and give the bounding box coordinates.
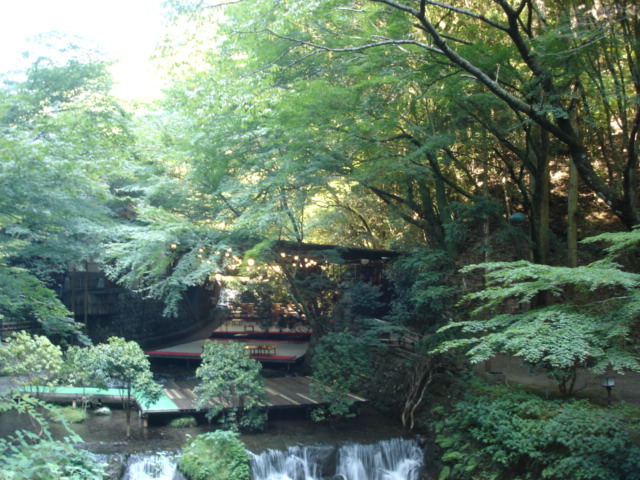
[51,406,88,424]
[169,416,197,428]
[178,430,250,480]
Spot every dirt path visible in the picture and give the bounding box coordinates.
[477,354,640,406]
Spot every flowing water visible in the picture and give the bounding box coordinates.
[0,405,427,479]
[249,438,425,480]
[248,445,333,480]
[120,453,186,480]
[334,438,424,480]
[122,438,425,480]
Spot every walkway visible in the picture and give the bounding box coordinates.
[479,354,640,406]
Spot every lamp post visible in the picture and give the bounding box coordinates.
[600,375,615,407]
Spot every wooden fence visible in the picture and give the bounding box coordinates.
[0,321,38,341]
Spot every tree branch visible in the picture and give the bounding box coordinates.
[256,28,443,55]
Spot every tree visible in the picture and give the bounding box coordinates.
[107,0,508,330]
[195,341,267,431]
[436,230,640,395]
[90,337,162,438]
[0,332,64,398]
[364,0,640,229]
[0,266,86,343]
[61,345,110,410]
[162,0,639,266]
[310,332,373,421]
[0,35,136,340]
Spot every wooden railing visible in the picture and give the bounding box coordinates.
[0,320,38,341]
[380,330,425,353]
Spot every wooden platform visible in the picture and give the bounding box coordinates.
[23,377,367,417]
[146,337,309,364]
[153,376,366,414]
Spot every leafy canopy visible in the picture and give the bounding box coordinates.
[435,231,640,395]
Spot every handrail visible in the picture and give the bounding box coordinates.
[0,320,38,340]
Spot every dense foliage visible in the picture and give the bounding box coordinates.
[1,1,640,478]
[88,337,163,437]
[0,392,106,480]
[0,439,107,480]
[437,230,640,395]
[177,430,250,480]
[0,37,132,341]
[195,341,267,431]
[434,381,640,480]
[0,332,64,396]
[310,331,373,421]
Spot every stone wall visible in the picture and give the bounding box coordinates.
[61,270,219,347]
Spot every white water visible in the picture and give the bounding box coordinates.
[335,438,423,480]
[121,453,186,480]
[249,438,424,480]
[121,438,424,480]
[249,445,333,480]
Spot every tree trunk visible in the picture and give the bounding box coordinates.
[568,159,579,268]
[568,106,580,268]
[125,386,132,438]
[84,262,89,333]
[527,90,551,264]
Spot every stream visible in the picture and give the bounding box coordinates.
[1,405,429,479]
[119,437,425,480]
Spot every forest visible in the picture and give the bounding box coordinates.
[1,1,640,479]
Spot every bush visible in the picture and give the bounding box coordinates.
[177,430,250,480]
[434,381,640,479]
[310,331,372,421]
[169,416,197,428]
[0,440,107,480]
[50,406,88,424]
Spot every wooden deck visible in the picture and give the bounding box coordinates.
[146,337,310,364]
[153,376,366,414]
[24,377,367,417]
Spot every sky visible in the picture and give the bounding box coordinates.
[1,0,167,100]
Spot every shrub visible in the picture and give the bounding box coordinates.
[0,440,107,480]
[178,430,250,480]
[434,381,640,479]
[169,416,197,428]
[310,331,372,421]
[50,406,88,424]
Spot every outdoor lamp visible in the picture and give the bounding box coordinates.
[600,375,615,406]
[508,212,527,261]
[509,212,527,225]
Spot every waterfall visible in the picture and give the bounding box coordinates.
[121,452,187,480]
[119,438,424,480]
[249,438,424,480]
[248,445,333,480]
[335,438,424,480]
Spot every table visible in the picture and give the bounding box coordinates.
[243,345,277,356]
